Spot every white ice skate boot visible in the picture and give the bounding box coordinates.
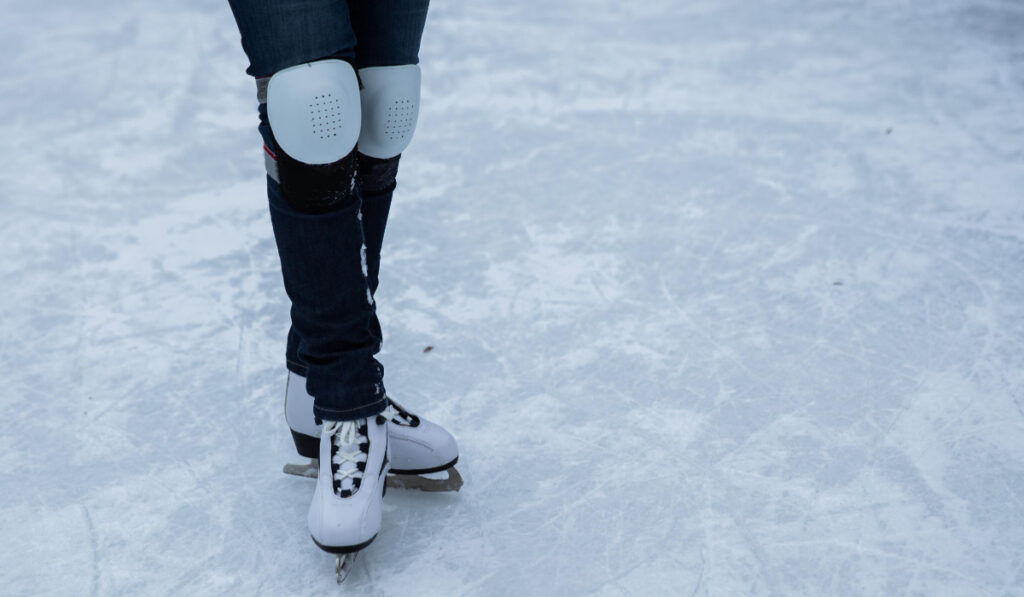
[308,416,389,582]
[283,372,462,491]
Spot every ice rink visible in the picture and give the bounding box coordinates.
[2,0,1023,594]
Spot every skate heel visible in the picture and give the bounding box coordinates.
[290,429,319,459]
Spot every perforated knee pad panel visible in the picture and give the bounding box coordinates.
[358,65,420,159]
[267,60,361,165]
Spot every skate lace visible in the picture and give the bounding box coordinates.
[384,398,420,427]
[325,420,367,497]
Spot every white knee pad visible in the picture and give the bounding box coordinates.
[266,60,361,165]
[357,65,421,159]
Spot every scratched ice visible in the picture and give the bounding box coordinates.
[1,0,1022,595]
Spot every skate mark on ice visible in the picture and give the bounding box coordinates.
[80,503,100,597]
[768,538,993,590]
[686,550,706,597]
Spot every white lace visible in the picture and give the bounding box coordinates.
[325,420,366,494]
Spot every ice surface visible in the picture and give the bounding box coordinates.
[1,0,1023,595]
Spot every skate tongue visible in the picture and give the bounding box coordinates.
[326,420,367,496]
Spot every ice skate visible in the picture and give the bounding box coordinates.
[308,415,389,583]
[284,372,462,491]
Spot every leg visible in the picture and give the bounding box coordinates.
[229,2,392,573]
[284,0,430,386]
[280,0,460,488]
[284,150,395,371]
[350,0,463,483]
[352,0,431,330]
[228,0,386,421]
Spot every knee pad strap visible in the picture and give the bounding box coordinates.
[275,148,358,214]
[357,154,400,195]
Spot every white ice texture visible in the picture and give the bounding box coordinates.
[1,0,1023,595]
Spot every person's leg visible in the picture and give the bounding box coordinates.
[284,0,430,377]
[276,0,460,491]
[351,0,431,337]
[228,0,387,421]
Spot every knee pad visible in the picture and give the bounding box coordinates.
[357,65,420,159]
[265,60,362,213]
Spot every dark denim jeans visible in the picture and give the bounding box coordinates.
[227,0,430,420]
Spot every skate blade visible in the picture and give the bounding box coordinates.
[282,459,318,478]
[387,467,464,492]
[284,459,464,492]
[336,552,358,584]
